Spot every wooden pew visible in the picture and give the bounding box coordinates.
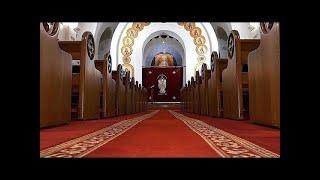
[187,80,194,113]
[208,51,228,118]
[180,85,187,111]
[190,77,196,113]
[124,71,133,115]
[142,87,148,111]
[199,63,211,115]
[248,23,280,128]
[112,65,126,116]
[193,72,201,114]
[94,53,116,118]
[134,81,140,113]
[222,30,260,120]
[40,22,72,128]
[138,84,143,112]
[130,78,136,114]
[59,31,101,120]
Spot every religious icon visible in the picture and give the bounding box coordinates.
[121,46,132,56]
[191,27,202,38]
[197,55,206,62]
[184,22,195,31]
[87,34,95,60]
[133,23,144,31]
[123,36,134,46]
[228,33,234,58]
[157,74,167,94]
[126,28,138,38]
[122,56,131,63]
[196,45,208,55]
[194,35,206,46]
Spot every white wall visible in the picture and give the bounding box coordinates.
[231,22,260,39]
[110,22,219,84]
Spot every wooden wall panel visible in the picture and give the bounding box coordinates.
[248,23,280,128]
[40,24,72,128]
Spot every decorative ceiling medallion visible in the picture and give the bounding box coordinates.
[121,46,133,56]
[122,56,131,63]
[194,35,206,46]
[43,22,59,36]
[132,23,144,31]
[184,22,195,31]
[123,36,134,47]
[107,54,112,73]
[126,28,138,38]
[197,55,206,62]
[228,33,235,59]
[190,27,202,38]
[87,33,95,60]
[196,45,208,55]
[260,22,274,34]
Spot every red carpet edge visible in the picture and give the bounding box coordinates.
[40,110,159,158]
[168,110,280,158]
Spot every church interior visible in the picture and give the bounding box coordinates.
[40,22,280,158]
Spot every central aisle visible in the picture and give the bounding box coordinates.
[86,110,220,157]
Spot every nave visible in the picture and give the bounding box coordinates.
[40,22,280,158]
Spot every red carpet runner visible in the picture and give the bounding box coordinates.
[40,110,280,158]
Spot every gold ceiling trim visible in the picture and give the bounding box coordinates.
[120,22,208,77]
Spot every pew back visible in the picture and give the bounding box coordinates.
[208,51,228,117]
[59,31,101,120]
[248,23,280,128]
[222,30,260,119]
[40,22,72,128]
[94,53,116,118]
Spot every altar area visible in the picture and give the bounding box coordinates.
[142,66,183,102]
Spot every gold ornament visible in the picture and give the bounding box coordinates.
[126,28,138,38]
[196,45,208,55]
[190,27,202,38]
[123,63,134,77]
[194,35,206,46]
[122,56,131,63]
[197,55,206,62]
[132,23,144,31]
[184,22,195,31]
[123,36,134,47]
[121,46,132,56]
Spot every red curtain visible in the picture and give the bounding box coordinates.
[142,67,183,102]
